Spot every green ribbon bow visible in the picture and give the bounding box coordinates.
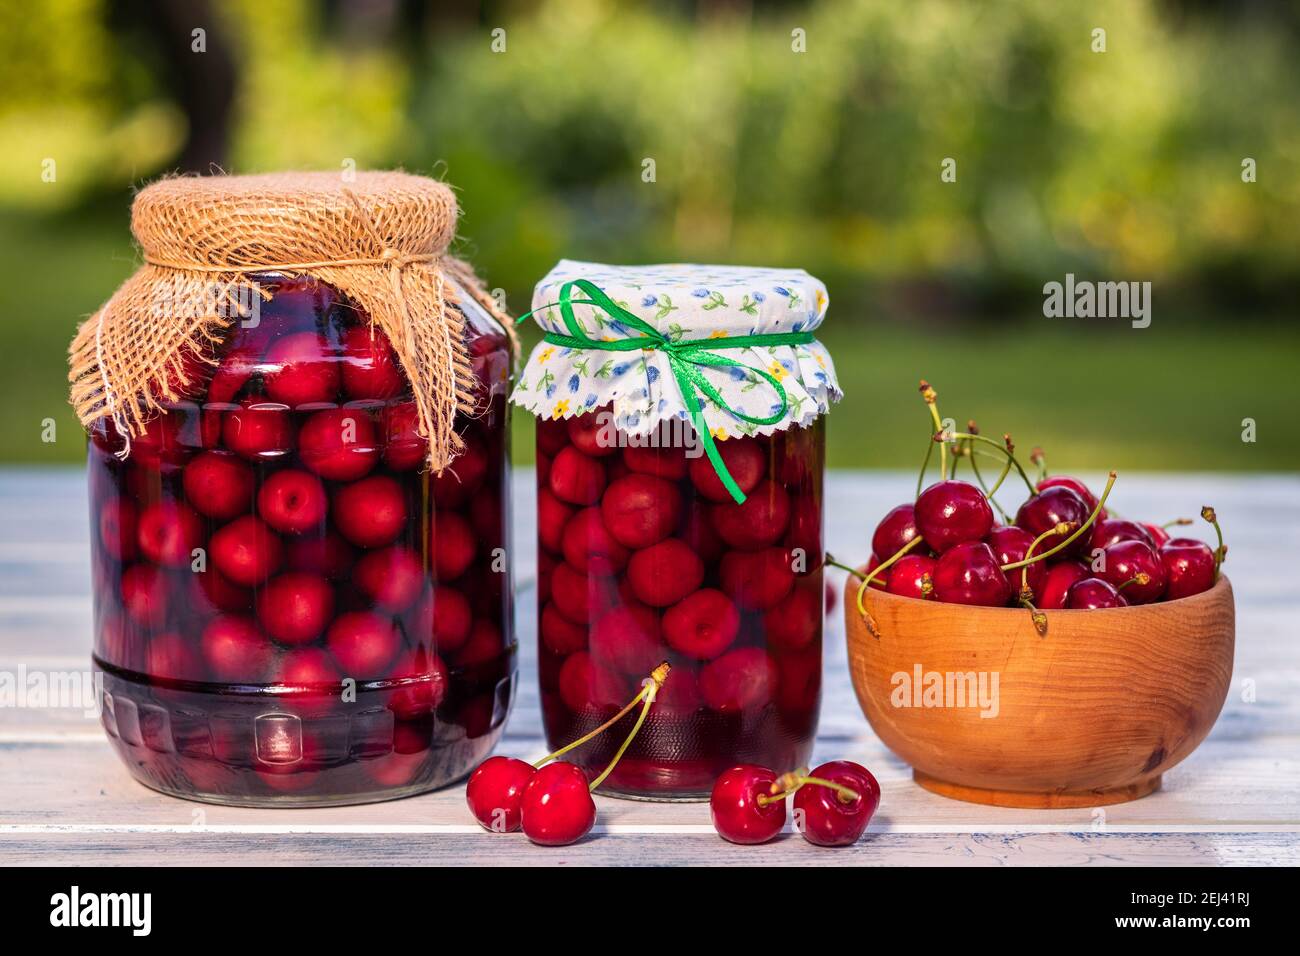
[518,278,815,504]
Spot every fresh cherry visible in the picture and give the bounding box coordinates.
[915,480,994,553]
[871,503,919,562]
[1160,539,1216,600]
[466,755,537,832]
[1090,518,1155,552]
[709,764,785,845]
[984,525,1048,601]
[1099,539,1167,604]
[1064,577,1127,609]
[885,553,938,600]
[792,760,880,847]
[1036,475,1101,514]
[1015,485,1091,558]
[519,761,597,847]
[931,541,1011,607]
[1039,560,1089,610]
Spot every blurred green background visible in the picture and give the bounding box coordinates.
[2,0,1297,471]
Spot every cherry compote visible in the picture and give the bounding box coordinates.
[537,413,824,799]
[88,275,516,806]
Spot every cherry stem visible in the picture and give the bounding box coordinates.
[799,775,862,804]
[915,423,936,499]
[1019,522,1071,594]
[1117,572,1151,591]
[1000,470,1118,571]
[756,769,861,806]
[920,380,947,481]
[1202,506,1226,579]
[1030,447,1047,483]
[825,554,866,581]
[1018,592,1048,636]
[587,663,669,792]
[966,441,1009,522]
[1162,518,1193,529]
[856,536,926,617]
[946,432,1036,496]
[537,663,669,769]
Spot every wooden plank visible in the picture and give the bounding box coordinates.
[3,831,1296,867]
[2,737,1297,829]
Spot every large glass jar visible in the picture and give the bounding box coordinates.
[87,274,515,806]
[535,412,825,799]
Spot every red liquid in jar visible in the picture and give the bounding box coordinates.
[536,410,823,799]
[88,275,515,806]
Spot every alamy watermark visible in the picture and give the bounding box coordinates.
[0,665,102,718]
[591,409,703,457]
[147,279,263,327]
[1042,273,1151,329]
[890,664,1000,718]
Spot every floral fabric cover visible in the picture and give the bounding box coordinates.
[511,260,841,439]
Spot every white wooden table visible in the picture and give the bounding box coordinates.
[2,469,1297,866]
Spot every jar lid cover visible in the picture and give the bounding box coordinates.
[511,260,841,442]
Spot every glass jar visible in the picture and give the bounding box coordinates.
[535,411,825,799]
[87,274,515,806]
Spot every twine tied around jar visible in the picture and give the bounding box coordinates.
[68,170,516,472]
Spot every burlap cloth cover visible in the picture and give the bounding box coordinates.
[68,171,516,471]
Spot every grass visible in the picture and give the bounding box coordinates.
[4,209,1296,473]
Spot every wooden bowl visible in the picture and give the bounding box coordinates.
[845,574,1235,808]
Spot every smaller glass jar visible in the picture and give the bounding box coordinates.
[535,411,826,798]
[514,261,840,800]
